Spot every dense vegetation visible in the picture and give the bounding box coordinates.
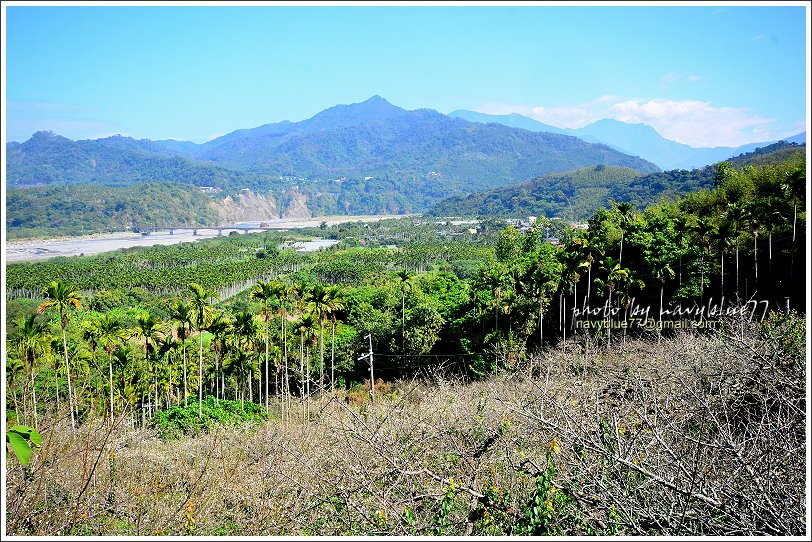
[6,132,267,191]
[430,142,805,220]
[6,181,221,239]
[4,149,806,536]
[6,148,805,420]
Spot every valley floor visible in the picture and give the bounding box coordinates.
[4,214,410,263]
[5,319,806,537]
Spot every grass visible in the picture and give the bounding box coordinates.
[4,314,806,536]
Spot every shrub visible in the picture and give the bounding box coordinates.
[151,396,271,439]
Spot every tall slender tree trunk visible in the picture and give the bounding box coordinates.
[168,365,173,407]
[319,325,324,394]
[736,245,740,301]
[659,285,664,326]
[306,345,311,420]
[265,317,269,410]
[54,369,60,414]
[109,356,114,424]
[606,289,612,348]
[215,354,220,401]
[31,370,38,429]
[721,251,724,303]
[62,325,76,429]
[659,284,665,342]
[283,316,289,423]
[182,346,188,407]
[754,234,759,284]
[331,318,336,391]
[299,334,305,414]
[790,202,797,281]
[198,331,203,416]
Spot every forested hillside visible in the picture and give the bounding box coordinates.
[430,142,805,219]
[6,131,268,191]
[6,181,221,239]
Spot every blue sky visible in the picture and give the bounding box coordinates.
[3,3,808,147]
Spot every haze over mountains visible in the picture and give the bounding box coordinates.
[7,96,661,217]
[449,110,806,171]
[6,95,802,228]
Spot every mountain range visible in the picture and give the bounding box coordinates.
[7,96,663,216]
[6,95,802,224]
[449,110,806,171]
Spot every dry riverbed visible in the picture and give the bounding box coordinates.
[5,215,410,263]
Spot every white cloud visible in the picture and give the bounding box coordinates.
[608,98,777,147]
[477,96,794,148]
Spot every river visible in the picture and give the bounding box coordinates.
[5,214,407,263]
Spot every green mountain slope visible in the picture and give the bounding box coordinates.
[429,142,806,220]
[6,131,265,191]
[6,181,220,239]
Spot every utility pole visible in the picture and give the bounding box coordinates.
[357,334,375,403]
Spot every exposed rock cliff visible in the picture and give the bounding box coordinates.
[280,189,312,219]
[212,191,280,223]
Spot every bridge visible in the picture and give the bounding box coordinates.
[134,224,290,236]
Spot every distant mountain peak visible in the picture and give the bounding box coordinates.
[364,94,390,104]
[31,130,62,139]
[584,118,660,133]
[27,130,73,144]
[301,94,407,130]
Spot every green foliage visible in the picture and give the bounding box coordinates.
[431,480,458,535]
[6,425,42,466]
[151,396,271,439]
[430,165,653,220]
[471,484,514,536]
[514,446,583,536]
[760,310,806,366]
[4,146,807,431]
[7,181,221,239]
[430,143,805,221]
[6,131,262,191]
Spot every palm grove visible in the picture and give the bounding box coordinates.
[5,153,806,432]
